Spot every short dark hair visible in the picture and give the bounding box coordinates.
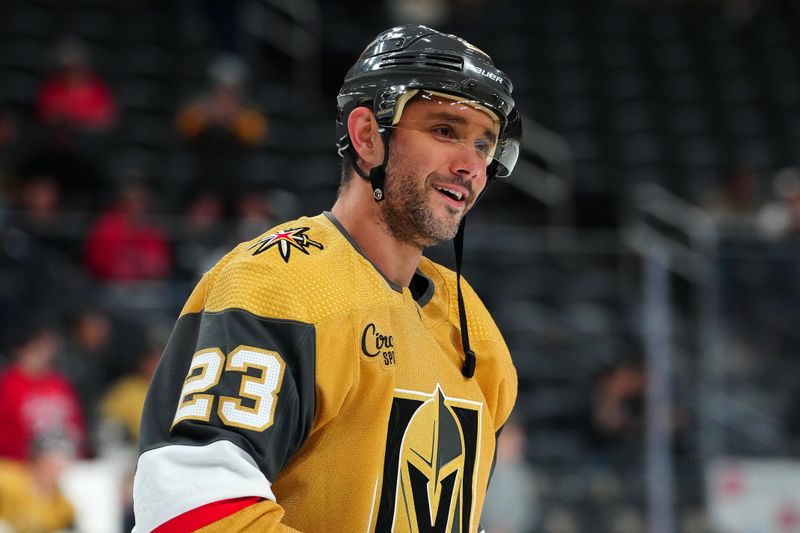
[338,152,365,199]
[340,155,355,187]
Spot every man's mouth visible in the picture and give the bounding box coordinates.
[434,185,467,202]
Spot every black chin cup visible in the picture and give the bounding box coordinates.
[369,166,385,202]
[359,129,391,203]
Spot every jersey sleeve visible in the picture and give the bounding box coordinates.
[133,274,316,532]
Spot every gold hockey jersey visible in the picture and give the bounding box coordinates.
[134,212,518,533]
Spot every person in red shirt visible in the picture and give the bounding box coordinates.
[83,179,172,281]
[0,317,87,461]
[35,35,116,132]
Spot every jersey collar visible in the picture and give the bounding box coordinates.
[323,211,434,307]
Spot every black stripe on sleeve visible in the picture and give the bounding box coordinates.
[139,308,316,481]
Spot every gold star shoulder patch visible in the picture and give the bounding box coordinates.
[249,227,324,263]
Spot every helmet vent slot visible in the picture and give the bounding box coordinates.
[379,52,463,72]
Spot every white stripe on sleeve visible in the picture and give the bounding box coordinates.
[133,440,275,533]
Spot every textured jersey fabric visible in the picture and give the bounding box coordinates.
[134,212,517,532]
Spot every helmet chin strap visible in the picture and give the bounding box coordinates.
[454,216,476,378]
[369,165,386,202]
[351,129,392,203]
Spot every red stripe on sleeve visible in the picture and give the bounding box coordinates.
[152,497,262,533]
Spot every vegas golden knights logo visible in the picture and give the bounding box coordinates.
[372,386,481,532]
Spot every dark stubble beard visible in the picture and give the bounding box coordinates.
[378,147,470,249]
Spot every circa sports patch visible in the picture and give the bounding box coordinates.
[249,227,324,262]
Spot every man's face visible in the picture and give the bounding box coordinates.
[379,94,497,248]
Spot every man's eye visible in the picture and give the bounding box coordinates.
[431,125,455,138]
[475,139,494,156]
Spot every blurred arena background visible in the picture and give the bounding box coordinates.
[1,0,799,532]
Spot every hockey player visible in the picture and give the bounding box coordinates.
[134,24,522,532]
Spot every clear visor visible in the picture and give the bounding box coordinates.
[386,90,520,178]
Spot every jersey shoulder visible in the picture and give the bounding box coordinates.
[182,213,394,324]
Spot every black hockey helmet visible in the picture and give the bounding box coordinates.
[336,25,522,187]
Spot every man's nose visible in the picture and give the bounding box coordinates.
[449,141,487,179]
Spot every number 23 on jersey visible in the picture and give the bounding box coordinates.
[172,346,286,432]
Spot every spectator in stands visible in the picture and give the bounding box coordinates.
[586,360,646,462]
[757,166,800,240]
[5,166,95,263]
[83,178,172,281]
[35,35,117,133]
[97,328,165,533]
[706,164,776,337]
[56,306,117,451]
[174,54,268,206]
[231,186,276,243]
[585,359,686,469]
[0,432,76,533]
[482,418,539,532]
[98,338,162,449]
[172,189,228,281]
[175,54,266,146]
[702,163,764,233]
[6,173,67,255]
[15,174,61,232]
[0,316,86,461]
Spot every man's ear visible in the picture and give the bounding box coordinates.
[347,107,385,170]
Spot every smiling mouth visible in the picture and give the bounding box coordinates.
[435,186,465,202]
